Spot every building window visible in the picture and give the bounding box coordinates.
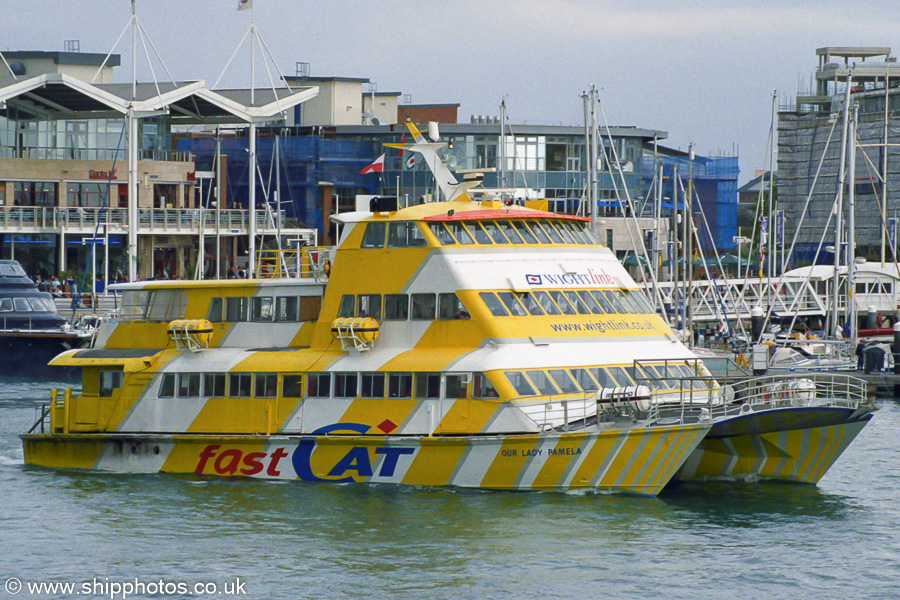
[67,182,106,207]
[14,181,56,207]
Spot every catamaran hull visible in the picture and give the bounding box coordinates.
[673,408,873,483]
[22,424,709,496]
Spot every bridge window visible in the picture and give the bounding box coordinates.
[147,289,187,322]
[608,366,635,387]
[387,222,427,247]
[539,221,564,244]
[447,222,474,245]
[590,290,615,313]
[481,221,509,244]
[429,222,456,245]
[525,220,551,244]
[466,222,493,244]
[497,292,527,316]
[497,221,524,244]
[361,222,386,248]
[533,291,561,315]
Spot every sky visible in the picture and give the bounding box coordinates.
[5,0,900,184]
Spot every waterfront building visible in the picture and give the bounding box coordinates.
[779,46,900,264]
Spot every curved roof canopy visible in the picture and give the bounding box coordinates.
[0,72,317,123]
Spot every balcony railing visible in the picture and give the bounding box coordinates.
[0,207,304,235]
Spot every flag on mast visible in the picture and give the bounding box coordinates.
[361,154,385,175]
[237,0,252,10]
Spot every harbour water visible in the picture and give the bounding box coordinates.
[2,375,899,599]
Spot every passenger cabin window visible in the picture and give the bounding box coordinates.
[480,292,508,316]
[307,373,331,398]
[276,297,299,322]
[472,373,499,399]
[388,373,413,398]
[384,294,409,320]
[506,371,537,396]
[208,297,223,322]
[387,222,427,247]
[415,373,441,399]
[526,370,559,396]
[282,375,303,397]
[204,373,226,397]
[411,293,436,320]
[229,373,252,397]
[99,370,124,398]
[445,374,468,398]
[357,294,382,319]
[438,293,470,320]
[361,372,385,398]
[225,297,248,322]
[250,297,275,322]
[338,295,355,318]
[334,373,358,398]
[178,373,201,397]
[0,298,11,311]
[361,222,387,248]
[159,373,176,398]
[13,298,29,311]
[255,373,278,397]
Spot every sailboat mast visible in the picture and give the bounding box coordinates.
[832,77,852,338]
[848,105,857,348]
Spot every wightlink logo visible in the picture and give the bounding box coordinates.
[525,268,615,287]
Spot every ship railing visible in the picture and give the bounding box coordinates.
[512,386,709,432]
[711,373,869,417]
[255,245,332,280]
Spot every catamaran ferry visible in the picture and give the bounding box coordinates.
[21,124,875,494]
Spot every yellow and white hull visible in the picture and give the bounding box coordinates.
[23,423,709,496]
[675,409,873,483]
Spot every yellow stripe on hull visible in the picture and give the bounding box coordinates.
[675,419,870,484]
[21,423,708,496]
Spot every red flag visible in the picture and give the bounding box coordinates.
[361,154,385,175]
[396,133,406,156]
